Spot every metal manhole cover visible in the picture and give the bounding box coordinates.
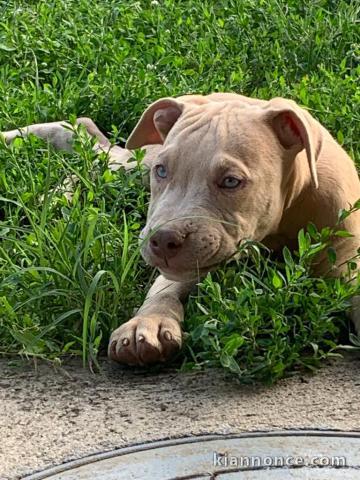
[23,431,360,480]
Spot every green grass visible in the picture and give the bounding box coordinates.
[0,0,359,380]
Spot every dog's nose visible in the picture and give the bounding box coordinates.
[149,229,184,259]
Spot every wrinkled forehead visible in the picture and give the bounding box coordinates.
[163,101,262,168]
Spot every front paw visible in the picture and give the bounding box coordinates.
[108,315,182,365]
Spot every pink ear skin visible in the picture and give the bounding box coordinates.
[270,108,319,189]
[126,99,183,150]
[153,107,182,142]
[273,111,304,150]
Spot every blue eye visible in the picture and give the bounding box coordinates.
[155,164,167,179]
[220,176,242,189]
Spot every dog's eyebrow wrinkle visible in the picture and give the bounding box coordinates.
[201,121,212,143]
[175,114,214,147]
[212,115,221,142]
[225,115,231,139]
[213,111,231,148]
[186,120,208,137]
[180,108,205,127]
[183,107,204,121]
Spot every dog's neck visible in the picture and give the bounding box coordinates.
[263,150,317,252]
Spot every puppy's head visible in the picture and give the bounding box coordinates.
[126,96,321,282]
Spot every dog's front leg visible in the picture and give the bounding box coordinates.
[108,275,194,365]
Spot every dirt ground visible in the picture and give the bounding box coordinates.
[1,354,360,480]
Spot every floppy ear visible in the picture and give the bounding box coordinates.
[126,98,184,149]
[265,98,322,189]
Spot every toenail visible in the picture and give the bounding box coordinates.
[122,338,129,346]
[164,330,172,341]
[138,334,145,343]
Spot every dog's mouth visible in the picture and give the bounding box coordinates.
[140,230,241,281]
[146,253,228,282]
[156,244,246,281]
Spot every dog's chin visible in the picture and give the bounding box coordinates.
[154,259,222,282]
[157,266,210,282]
[141,247,227,282]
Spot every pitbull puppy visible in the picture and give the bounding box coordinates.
[108,93,360,365]
[2,95,359,366]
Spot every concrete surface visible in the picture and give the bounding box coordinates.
[1,354,360,480]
